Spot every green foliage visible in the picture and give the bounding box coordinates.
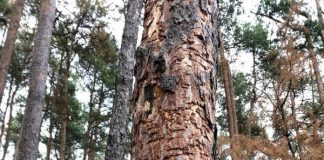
[257,0,290,17]
[217,72,266,137]
[78,28,118,88]
[41,0,119,158]
[219,0,243,48]
[234,23,270,53]
[8,30,34,86]
[41,80,86,158]
[9,113,22,144]
[0,0,11,26]
[259,50,280,79]
[233,72,250,135]
[25,0,40,16]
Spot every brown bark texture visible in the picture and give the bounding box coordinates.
[219,33,238,137]
[14,0,56,159]
[0,0,25,105]
[219,33,239,160]
[131,0,218,159]
[59,56,70,160]
[105,0,143,160]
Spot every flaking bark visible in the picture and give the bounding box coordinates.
[105,0,143,159]
[14,0,56,159]
[131,0,218,159]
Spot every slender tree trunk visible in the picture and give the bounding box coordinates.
[84,71,97,160]
[89,84,104,160]
[0,77,13,143]
[88,120,98,160]
[219,33,239,160]
[0,27,8,46]
[315,0,324,43]
[0,0,25,104]
[247,51,257,137]
[59,66,69,160]
[290,90,304,159]
[88,133,96,160]
[306,34,324,108]
[1,84,19,160]
[59,103,67,160]
[14,0,56,159]
[131,0,218,159]
[105,0,143,160]
[46,71,56,160]
[46,108,54,160]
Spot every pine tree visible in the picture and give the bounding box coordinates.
[14,0,56,159]
[0,0,25,105]
[105,0,143,159]
[131,1,218,159]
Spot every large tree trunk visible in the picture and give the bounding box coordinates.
[131,0,218,159]
[0,0,25,105]
[105,0,143,159]
[13,0,56,159]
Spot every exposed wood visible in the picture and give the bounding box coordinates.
[131,0,218,159]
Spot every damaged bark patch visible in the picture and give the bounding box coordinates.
[134,47,148,77]
[154,56,166,73]
[194,71,210,86]
[132,0,218,159]
[144,84,154,102]
[144,84,154,117]
[160,75,179,92]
